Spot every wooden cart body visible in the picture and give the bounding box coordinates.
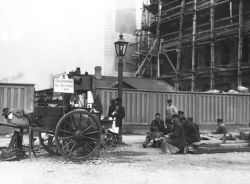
[30,105,102,161]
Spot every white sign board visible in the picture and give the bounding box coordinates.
[53,78,74,93]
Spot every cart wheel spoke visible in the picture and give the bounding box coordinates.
[47,140,55,149]
[58,130,74,135]
[85,142,94,151]
[82,135,99,142]
[67,142,77,157]
[82,123,96,133]
[62,139,74,150]
[79,113,82,125]
[60,136,74,140]
[64,119,74,131]
[80,117,89,130]
[84,131,100,135]
[71,114,78,129]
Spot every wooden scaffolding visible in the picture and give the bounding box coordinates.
[134,0,250,91]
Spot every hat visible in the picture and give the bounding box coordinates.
[155,113,160,116]
[167,99,172,102]
[217,118,223,122]
[115,97,122,103]
[187,117,193,122]
[110,98,116,103]
[178,111,184,115]
[172,114,178,118]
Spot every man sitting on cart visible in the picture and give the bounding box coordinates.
[143,113,165,148]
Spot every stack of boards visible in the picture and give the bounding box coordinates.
[193,134,250,154]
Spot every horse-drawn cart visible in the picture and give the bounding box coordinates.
[1,72,113,161]
[30,107,102,161]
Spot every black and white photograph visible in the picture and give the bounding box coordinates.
[0,0,250,183]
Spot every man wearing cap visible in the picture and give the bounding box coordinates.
[212,118,228,134]
[161,114,186,154]
[165,99,178,124]
[178,112,200,150]
[112,98,125,143]
[178,110,186,124]
[187,117,201,142]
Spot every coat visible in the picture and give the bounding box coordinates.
[108,104,116,117]
[166,122,186,149]
[113,105,125,128]
[182,120,200,144]
[213,124,228,134]
[150,119,165,133]
[166,105,178,119]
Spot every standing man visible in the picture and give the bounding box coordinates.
[108,98,116,117]
[165,99,178,124]
[112,98,125,143]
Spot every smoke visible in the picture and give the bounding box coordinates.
[0,73,24,82]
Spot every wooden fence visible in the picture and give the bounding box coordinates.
[96,88,250,125]
[0,83,35,124]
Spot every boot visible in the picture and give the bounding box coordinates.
[150,140,157,148]
[142,137,151,148]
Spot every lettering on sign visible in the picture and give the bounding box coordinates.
[53,78,74,93]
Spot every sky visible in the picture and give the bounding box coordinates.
[0,0,107,89]
[0,0,142,90]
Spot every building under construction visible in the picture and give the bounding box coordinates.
[133,0,250,91]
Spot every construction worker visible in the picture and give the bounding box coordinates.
[165,99,178,124]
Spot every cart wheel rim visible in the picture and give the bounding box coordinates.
[55,110,101,161]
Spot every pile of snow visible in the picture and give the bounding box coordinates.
[205,89,220,93]
[227,89,239,94]
[237,86,249,93]
[205,86,249,94]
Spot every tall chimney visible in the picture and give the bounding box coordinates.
[95,66,102,80]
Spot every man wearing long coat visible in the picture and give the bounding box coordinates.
[161,114,186,154]
[112,98,125,142]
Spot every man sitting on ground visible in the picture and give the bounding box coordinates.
[212,118,228,134]
[143,113,165,148]
[187,117,201,142]
[238,122,250,140]
[161,114,186,154]
[181,115,200,145]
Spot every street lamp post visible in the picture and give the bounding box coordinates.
[114,33,128,102]
[114,33,128,143]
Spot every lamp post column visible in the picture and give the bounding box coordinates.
[118,56,123,103]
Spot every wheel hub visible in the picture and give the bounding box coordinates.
[74,130,84,139]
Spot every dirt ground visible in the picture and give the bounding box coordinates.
[0,135,250,184]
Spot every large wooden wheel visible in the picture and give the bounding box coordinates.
[54,109,101,161]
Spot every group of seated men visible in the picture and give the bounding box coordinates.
[142,111,201,154]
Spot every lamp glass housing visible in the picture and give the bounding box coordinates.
[114,33,128,57]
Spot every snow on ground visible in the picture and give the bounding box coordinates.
[0,135,250,184]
